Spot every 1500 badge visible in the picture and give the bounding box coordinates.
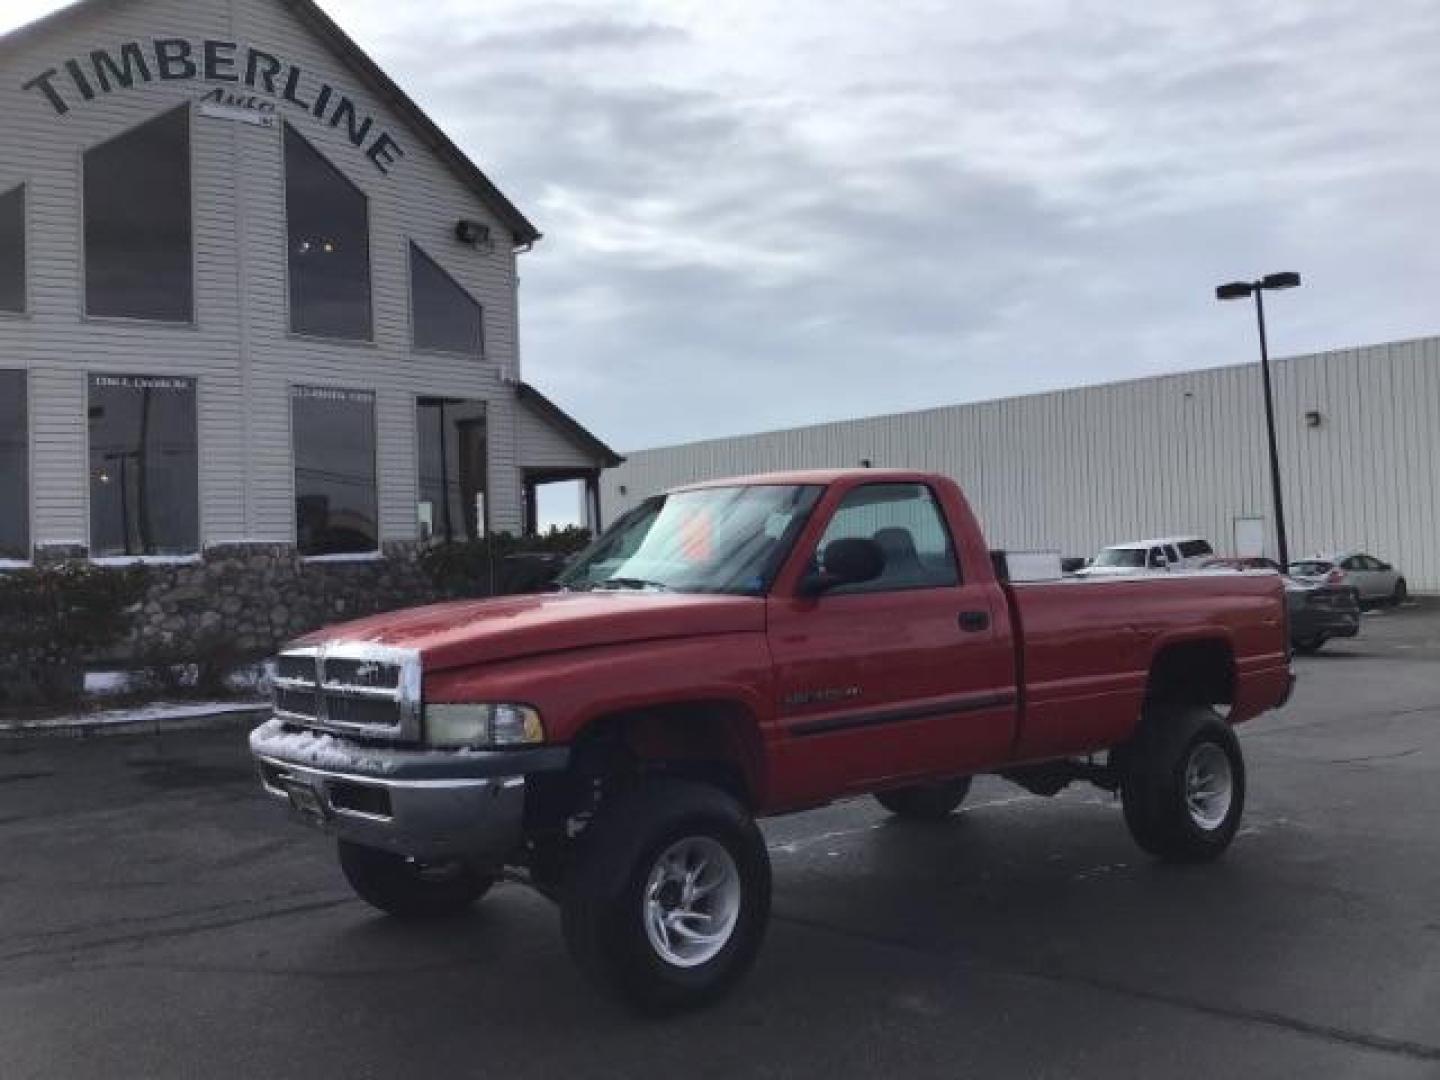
[782,686,862,710]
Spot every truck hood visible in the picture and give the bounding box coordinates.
[291,590,766,673]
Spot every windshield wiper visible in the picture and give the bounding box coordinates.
[594,577,671,592]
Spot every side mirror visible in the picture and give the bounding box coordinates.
[800,537,886,597]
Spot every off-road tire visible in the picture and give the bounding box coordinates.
[562,778,771,1013]
[874,776,973,820]
[337,840,494,919]
[1120,704,1246,863]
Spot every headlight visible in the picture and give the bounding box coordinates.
[425,703,545,748]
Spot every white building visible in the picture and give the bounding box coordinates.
[0,0,618,572]
[604,336,1440,592]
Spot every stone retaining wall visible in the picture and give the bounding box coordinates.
[81,544,440,662]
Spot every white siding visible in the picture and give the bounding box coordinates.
[0,0,530,551]
[515,397,602,471]
[604,337,1440,592]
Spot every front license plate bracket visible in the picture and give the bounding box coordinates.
[280,777,330,824]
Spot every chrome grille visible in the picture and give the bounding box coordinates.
[271,644,421,740]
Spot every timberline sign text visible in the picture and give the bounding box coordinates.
[22,38,405,174]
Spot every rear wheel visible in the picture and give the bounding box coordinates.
[337,840,494,919]
[874,776,973,820]
[1120,704,1245,862]
[562,778,771,1012]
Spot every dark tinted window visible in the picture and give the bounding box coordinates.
[88,375,198,556]
[815,483,959,593]
[417,398,488,542]
[1178,539,1213,558]
[0,187,24,314]
[285,125,371,340]
[292,386,377,556]
[410,244,484,355]
[0,370,27,560]
[84,107,193,321]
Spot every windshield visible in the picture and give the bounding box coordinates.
[1093,547,1147,568]
[558,484,823,596]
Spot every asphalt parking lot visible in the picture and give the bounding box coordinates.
[1,601,1437,1079]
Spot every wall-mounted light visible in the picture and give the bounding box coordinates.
[455,219,493,251]
[1305,410,1323,428]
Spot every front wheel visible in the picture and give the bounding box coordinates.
[337,841,495,919]
[562,779,771,1013]
[875,776,973,820]
[1293,636,1326,655]
[1120,705,1246,863]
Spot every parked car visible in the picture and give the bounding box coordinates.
[251,471,1291,1010]
[1288,552,1408,606]
[1078,535,1215,575]
[1285,576,1361,654]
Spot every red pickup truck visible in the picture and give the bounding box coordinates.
[251,470,1293,1010]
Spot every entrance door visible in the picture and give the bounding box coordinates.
[1234,516,1266,559]
[766,481,1019,806]
[457,417,488,539]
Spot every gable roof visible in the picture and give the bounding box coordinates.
[517,383,624,469]
[0,0,541,246]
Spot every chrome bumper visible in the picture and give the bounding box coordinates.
[249,719,568,863]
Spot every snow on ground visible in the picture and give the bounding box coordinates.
[10,701,267,731]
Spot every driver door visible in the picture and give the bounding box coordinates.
[765,481,1018,807]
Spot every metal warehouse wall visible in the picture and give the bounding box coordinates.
[603,336,1440,592]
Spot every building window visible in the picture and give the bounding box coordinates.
[292,386,378,556]
[417,398,488,542]
[285,125,372,341]
[83,106,193,322]
[0,186,24,314]
[88,375,199,557]
[0,371,27,560]
[410,244,484,355]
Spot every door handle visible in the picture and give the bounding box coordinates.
[958,610,990,633]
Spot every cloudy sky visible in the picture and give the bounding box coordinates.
[6,0,1440,452]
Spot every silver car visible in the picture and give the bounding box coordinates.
[1288,552,1408,606]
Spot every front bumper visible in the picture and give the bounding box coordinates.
[249,718,569,863]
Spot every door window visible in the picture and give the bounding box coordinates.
[813,483,958,593]
[416,397,487,542]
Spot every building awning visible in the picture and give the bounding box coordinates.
[515,383,623,471]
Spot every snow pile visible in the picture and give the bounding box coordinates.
[250,718,402,774]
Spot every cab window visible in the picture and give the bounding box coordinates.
[813,483,959,593]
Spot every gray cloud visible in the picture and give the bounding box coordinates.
[5,0,1439,451]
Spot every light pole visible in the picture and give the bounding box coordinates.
[1216,271,1301,568]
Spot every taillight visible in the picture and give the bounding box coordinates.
[1325,569,1345,585]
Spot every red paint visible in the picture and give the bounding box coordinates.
[310,470,1293,812]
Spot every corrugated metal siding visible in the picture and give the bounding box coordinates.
[0,0,528,549]
[604,337,1440,592]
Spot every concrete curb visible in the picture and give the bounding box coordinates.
[0,706,269,742]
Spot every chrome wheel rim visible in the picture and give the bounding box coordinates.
[643,836,741,968]
[1185,742,1234,831]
